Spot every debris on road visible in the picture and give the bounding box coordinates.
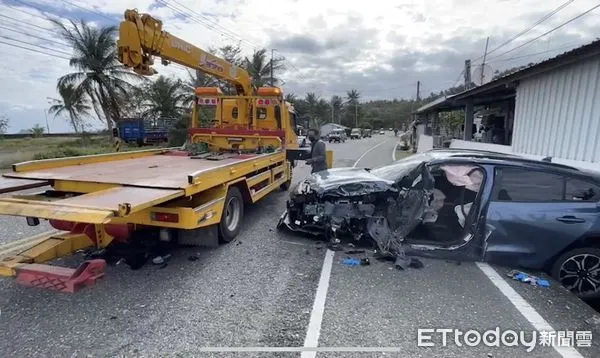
[152,254,171,265]
[507,270,550,287]
[188,254,199,261]
[346,250,366,254]
[394,255,424,270]
[342,257,370,266]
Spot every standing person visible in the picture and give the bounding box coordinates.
[305,128,327,174]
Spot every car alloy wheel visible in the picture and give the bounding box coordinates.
[554,248,600,299]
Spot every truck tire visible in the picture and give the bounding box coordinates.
[280,180,292,191]
[218,187,244,243]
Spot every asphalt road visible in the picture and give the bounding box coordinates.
[1,133,600,357]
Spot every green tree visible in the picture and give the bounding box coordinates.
[244,48,285,87]
[140,75,187,122]
[0,114,9,134]
[51,19,144,140]
[29,124,45,137]
[330,95,343,124]
[48,83,91,133]
[284,93,297,104]
[345,89,361,127]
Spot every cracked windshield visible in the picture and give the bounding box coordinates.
[2,0,600,357]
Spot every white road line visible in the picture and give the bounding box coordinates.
[302,140,399,357]
[352,138,392,168]
[392,142,399,161]
[476,263,584,358]
[302,249,335,358]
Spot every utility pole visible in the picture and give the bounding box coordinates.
[464,60,472,89]
[480,37,489,85]
[270,49,274,86]
[416,81,421,101]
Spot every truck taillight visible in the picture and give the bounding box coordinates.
[198,97,219,105]
[151,212,179,223]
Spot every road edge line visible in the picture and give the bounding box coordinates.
[476,262,584,358]
[302,249,335,358]
[353,138,392,168]
[392,142,399,161]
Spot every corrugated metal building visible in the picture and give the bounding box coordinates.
[416,40,600,168]
[512,56,600,162]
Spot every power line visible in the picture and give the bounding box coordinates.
[488,3,600,60]
[0,25,69,47]
[156,0,257,51]
[475,0,574,61]
[0,34,71,56]
[60,0,117,22]
[0,13,56,33]
[0,39,70,60]
[167,0,260,49]
[486,41,585,64]
[3,0,55,24]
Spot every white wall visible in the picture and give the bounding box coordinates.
[512,56,600,162]
[417,134,433,153]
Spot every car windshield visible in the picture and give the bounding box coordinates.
[370,153,431,182]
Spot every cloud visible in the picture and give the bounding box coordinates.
[0,0,599,131]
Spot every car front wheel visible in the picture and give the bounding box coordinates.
[552,247,600,299]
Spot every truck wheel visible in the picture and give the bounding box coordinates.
[280,180,292,191]
[218,187,244,243]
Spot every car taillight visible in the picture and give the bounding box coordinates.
[151,212,179,223]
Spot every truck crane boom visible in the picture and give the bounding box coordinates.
[117,9,254,96]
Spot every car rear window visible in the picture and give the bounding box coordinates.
[492,167,564,202]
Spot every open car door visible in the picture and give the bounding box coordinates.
[367,162,435,255]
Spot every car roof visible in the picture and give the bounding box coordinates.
[421,148,600,181]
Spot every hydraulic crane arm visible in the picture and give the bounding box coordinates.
[117,9,254,96]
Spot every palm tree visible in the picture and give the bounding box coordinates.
[244,49,285,87]
[29,124,45,137]
[51,19,144,139]
[48,83,91,133]
[140,76,188,123]
[284,93,297,104]
[346,89,360,127]
[330,95,343,124]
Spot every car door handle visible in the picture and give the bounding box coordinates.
[556,216,586,223]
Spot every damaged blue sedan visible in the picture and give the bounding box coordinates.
[278,149,600,299]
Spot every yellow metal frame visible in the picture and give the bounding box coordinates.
[12,147,175,172]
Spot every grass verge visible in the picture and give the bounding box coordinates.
[0,135,140,169]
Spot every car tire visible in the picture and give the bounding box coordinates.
[551,246,600,299]
[218,186,244,243]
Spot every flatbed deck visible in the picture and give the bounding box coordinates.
[4,153,256,189]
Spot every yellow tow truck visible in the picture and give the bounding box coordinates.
[0,9,331,292]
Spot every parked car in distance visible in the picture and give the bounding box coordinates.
[328,129,347,143]
[350,128,362,139]
[362,129,372,138]
[279,148,600,300]
[379,130,385,135]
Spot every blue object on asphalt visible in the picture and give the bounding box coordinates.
[507,270,551,287]
[342,257,361,266]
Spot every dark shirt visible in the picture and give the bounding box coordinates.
[307,139,327,173]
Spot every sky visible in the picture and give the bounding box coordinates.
[0,0,598,133]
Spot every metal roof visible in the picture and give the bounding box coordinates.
[415,39,600,114]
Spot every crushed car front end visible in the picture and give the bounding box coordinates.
[278,161,435,256]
